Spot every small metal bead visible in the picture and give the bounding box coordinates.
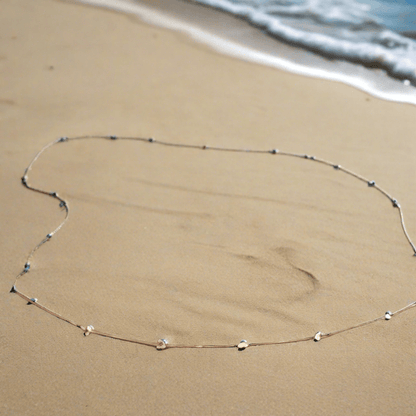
[59,137,68,142]
[310,156,316,160]
[24,263,30,273]
[333,165,341,170]
[84,325,94,336]
[304,154,309,159]
[50,192,57,197]
[148,138,154,143]
[21,176,27,185]
[237,340,249,350]
[109,135,117,140]
[385,311,392,320]
[392,199,400,208]
[202,145,207,150]
[270,149,278,154]
[27,298,38,305]
[314,332,322,342]
[59,201,66,208]
[46,233,53,239]
[156,339,168,350]
[368,181,376,187]
[10,285,16,293]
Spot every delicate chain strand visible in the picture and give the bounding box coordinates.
[10,135,416,351]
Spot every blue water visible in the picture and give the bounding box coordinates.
[192,0,416,85]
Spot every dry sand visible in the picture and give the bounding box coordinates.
[1,0,416,414]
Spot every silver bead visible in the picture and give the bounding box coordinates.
[24,263,30,272]
[46,233,53,239]
[314,332,322,342]
[59,137,68,142]
[368,181,375,187]
[270,149,279,154]
[237,340,249,350]
[385,311,392,320]
[156,339,168,350]
[84,325,94,336]
[333,165,341,170]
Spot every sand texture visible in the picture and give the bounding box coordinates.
[1,0,416,414]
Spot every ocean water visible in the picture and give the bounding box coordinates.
[192,0,416,85]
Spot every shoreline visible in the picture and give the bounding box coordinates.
[71,0,416,105]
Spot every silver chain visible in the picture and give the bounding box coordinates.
[10,135,416,351]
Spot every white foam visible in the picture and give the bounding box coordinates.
[72,0,416,105]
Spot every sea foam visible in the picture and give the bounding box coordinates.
[73,0,416,104]
[194,0,416,85]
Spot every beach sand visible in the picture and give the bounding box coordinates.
[1,0,416,414]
